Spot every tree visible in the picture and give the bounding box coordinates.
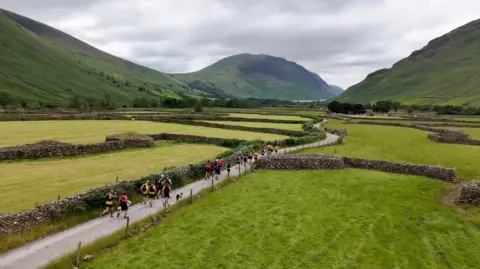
[392,101,401,112]
[0,92,14,106]
[68,95,82,109]
[194,100,203,112]
[327,101,342,113]
[133,98,150,108]
[20,100,28,108]
[407,106,414,114]
[373,100,393,113]
[353,104,366,114]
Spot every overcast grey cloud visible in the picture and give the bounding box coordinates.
[2,0,480,88]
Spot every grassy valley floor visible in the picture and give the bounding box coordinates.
[80,169,480,269]
[203,121,304,131]
[304,120,480,179]
[0,120,286,146]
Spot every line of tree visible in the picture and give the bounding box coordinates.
[327,101,366,114]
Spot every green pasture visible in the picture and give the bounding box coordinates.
[0,142,226,212]
[203,121,304,131]
[0,120,286,146]
[81,169,480,269]
[227,113,310,121]
[458,127,480,139]
[306,120,480,179]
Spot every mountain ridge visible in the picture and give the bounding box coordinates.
[174,53,340,100]
[336,18,480,106]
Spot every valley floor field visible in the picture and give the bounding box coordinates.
[81,170,480,269]
[203,121,304,131]
[0,120,286,146]
[0,142,226,212]
[226,113,310,121]
[301,120,480,179]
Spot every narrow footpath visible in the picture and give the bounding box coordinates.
[0,133,338,269]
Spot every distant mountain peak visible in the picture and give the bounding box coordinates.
[175,53,340,100]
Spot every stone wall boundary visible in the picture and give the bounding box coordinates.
[254,154,457,182]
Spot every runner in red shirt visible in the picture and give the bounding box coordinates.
[116,192,129,219]
[204,160,211,180]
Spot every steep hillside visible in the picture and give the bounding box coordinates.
[337,18,480,106]
[327,84,344,96]
[0,9,209,107]
[175,54,339,100]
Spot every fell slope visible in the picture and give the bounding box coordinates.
[337,18,480,106]
[0,9,198,106]
[175,53,339,100]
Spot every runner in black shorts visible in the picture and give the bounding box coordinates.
[162,184,171,208]
[148,182,156,208]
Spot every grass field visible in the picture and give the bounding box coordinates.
[458,127,480,139]
[80,169,480,269]
[227,113,310,121]
[203,121,304,131]
[303,120,480,179]
[0,120,286,146]
[0,142,226,212]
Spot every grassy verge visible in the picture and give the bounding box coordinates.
[52,169,480,269]
[42,173,244,269]
[0,120,286,146]
[303,120,480,179]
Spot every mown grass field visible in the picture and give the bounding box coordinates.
[227,113,310,121]
[203,121,304,131]
[458,127,480,139]
[0,120,286,146]
[80,169,480,269]
[0,142,226,212]
[305,120,480,179]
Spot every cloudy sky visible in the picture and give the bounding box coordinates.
[2,0,480,88]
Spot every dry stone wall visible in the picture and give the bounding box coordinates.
[0,136,154,161]
[0,114,128,121]
[457,179,480,205]
[254,154,457,182]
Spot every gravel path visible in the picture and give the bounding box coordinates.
[0,133,338,269]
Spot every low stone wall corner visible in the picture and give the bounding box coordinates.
[457,179,480,205]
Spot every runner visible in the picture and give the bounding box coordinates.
[274,145,279,154]
[116,192,129,219]
[261,148,265,156]
[157,175,165,199]
[204,160,211,180]
[226,162,232,177]
[254,152,259,161]
[148,181,156,208]
[166,175,172,187]
[140,181,149,204]
[101,190,116,217]
[248,152,253,164]
[243,152,248,164]
[162,183,172,208]
[215,159,221,180]
[236,155,241,171]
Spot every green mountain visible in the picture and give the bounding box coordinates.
[174,53,339,100]
[337,18,480,106]
[0,9,208,107]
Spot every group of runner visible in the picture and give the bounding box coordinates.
[204,158,226,180]
[102,140,282,219]
[102,175,174,219]
[101,190,130,219]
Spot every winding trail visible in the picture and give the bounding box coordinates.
[0,133,338,269]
